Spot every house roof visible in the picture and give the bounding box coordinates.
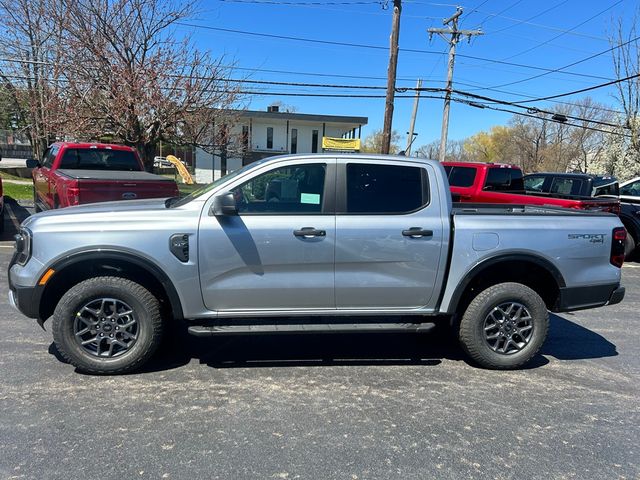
[238,109,368,125]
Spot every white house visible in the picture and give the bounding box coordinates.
[195,106,368,183]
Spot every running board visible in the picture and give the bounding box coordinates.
[187,322,436,337]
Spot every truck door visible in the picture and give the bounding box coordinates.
[33,146,58,208]
[198,159,336,312]
[334,160,445,310]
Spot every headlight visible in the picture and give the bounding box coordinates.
[13,228,32,266]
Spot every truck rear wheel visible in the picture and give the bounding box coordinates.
[52,276,163,374]
[459,282,548,369]
[624,232,635,260]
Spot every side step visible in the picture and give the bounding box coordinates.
[188,322,437,337]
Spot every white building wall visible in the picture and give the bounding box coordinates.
[195,116,363,184]
[194,147,243,183]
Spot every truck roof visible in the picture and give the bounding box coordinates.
[442,161,520,169]
[49,142,137,152]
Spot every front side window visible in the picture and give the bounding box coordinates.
[232,163,326,214]
[42,147,58,168]
[346,163,428,214]
[620,180,640,197]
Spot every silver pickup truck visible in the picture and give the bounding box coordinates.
[9,154,626,374]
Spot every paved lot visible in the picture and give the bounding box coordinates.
[1,242,639,480]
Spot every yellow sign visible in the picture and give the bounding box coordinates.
[321,137,361,151]
[166,155,194,185]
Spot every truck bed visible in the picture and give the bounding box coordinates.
[451,203,613,217]
[57,169,176,182]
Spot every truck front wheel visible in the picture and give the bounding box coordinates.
[459,282,549,369]
[52,276,163,374]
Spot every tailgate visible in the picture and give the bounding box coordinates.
[61,170,178,204]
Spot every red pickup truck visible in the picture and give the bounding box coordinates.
[443,162,620,214]
[28,142,179,211]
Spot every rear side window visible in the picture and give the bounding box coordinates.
[445,166,476,187]
[524,175,546,192]
[59,148,140,171]
[484,168,524,192]
[346,163,428,214]
[550,178,584,196]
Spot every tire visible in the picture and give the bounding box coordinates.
[52,276,163,374]
[624,232,636,260]
[459,282,549,370]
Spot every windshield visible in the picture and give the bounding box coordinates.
[168,157,273,208]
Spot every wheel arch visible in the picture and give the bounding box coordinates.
[39,250,184,322]
[446,253,566,315]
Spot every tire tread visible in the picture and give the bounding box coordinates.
[52,276,163,374]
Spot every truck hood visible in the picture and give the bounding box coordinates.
[22,197,174,229]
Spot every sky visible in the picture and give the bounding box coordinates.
[177,0,636,150]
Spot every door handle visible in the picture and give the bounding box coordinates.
[294,227,326,238]
[402,227,433,238]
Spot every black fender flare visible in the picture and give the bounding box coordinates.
[46,249,184,320]
[446,253,566,314]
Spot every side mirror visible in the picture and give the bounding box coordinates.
[26,159,40,168]
[211,192,238,216]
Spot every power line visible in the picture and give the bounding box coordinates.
[486,1,568,35]
[509,72,640,104]
[477,0,524,27]
[483,34,640,90]
[461,100,630,138]
[176,22,614,82]
[475,10,608,41]
[500,0,624,61]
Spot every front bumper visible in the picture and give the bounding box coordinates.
[556,283,625,312]
[8,283,44,319]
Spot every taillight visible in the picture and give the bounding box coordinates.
[610,227,626,268]
[66,186,80,206]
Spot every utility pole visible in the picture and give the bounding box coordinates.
[405,78,422,156]
[428,7,482,162]
[382,0,402,154]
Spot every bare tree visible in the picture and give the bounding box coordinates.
[59,0,242,167]
[414,139,470,161]
[0,0,69,158]
[610,12,640,171]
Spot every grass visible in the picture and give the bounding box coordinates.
[0,170,31,182]
[4,182,33,201]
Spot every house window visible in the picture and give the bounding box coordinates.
[291,128,298,154]
[242,125,249,152]
[267,127,273,149]
[312,129,319,153]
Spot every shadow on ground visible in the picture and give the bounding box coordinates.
[48,312,618,374]
[2,198,32,241]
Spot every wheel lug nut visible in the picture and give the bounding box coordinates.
[110,334,114,338]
